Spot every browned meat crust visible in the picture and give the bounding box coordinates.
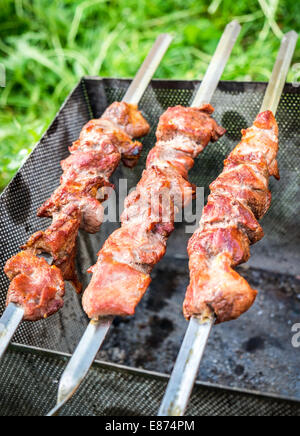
[5,251,65,321]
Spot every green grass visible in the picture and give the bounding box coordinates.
[0,0,299,189]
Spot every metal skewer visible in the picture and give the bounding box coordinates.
[158,29,298,417]
[191,20,241,107]
[0,303,25,358]
[122,33,173,105]
[46,33,173,416]
[261,31,298,114]
[0,34,172,365]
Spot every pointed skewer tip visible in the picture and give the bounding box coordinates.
[157,33,173,42]
[227,19,241,30]
[283,30,298,40]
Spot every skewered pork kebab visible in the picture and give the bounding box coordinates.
[184,110,278,323]
[82,105,226,318]
[5,102,150,318]
[0,33,173,357]
[47,20,241,417]
[158,30,298,416]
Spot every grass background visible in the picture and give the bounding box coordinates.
[0,0,299,190]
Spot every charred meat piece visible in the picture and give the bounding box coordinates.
[102,102,150,138]
[5,251,65,321]
[38,109,148,231]
[83,253,152,318]
[4,102,149,321]
[156,104,226,146]
[184,111,279,323]
[82,104,226,319]
[24,204,82,293]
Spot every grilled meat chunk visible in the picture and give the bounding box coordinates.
[24,204,82,292]
[5,251,65,321]
[39,111,147,231]
[83,253,152,318]
[82,104,226,319]
[184,111,279,323]
[102,102,150,139]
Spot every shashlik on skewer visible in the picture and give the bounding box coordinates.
[47,21,241,417]
[0,33,172,352]
[82,104,225,319]
[4,102,150,321]
[2,37,175,323]
[158,30,298,417]
[184,109,279,323]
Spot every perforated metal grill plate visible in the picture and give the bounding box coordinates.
[0,345,299,416]
[0,78,300,415]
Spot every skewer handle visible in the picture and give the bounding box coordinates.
[47,317,113,416]
[0,303,24,360]
[122,33,173,105]
[158,316,214,416]
[192,20,241,107]
[260,31,298,114]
